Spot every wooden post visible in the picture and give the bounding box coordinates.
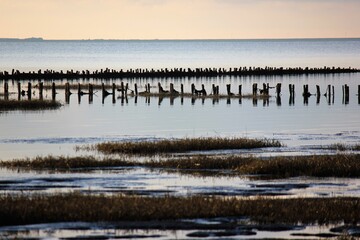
[358,85,360,96]
[316,85,320,96]
[3,82,8,100]
[125,83,128,96]
[4,82,8,96]
[180,84,184,95]
[201,84,207,96]
[17,82,21,100]
[64,82,69,98]
[101,83,105,104]
[238,85,242,96]
[134,83,138,96]
[252,83,257,95]
[327,85,331,97]
[276,83,281,97]
[216,86,219,95]
[158,82,162,93]
[303,84,309,97]
[170,83,174,94]
[39,82,43,100]
[88,83,93,95]
[345,84,349,103]
[147,83,151,93]
[289,84,295,97]
[303,84,310,100]
[191,83,195,95]
[51,82,56,100]
[78,91,81,104]
[292,84,295,96]
[28,82,32,100]
[112,83,116,103]
[78,83,81,96]
[226,84,232,96]
[120,82,124,96]
[316,85,320,104]
[262,83,266,95]
[88,83,93,104]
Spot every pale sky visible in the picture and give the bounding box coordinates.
[1,0,360,40]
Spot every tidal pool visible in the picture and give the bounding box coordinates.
[0,221,358,239]
[1,167,359,198]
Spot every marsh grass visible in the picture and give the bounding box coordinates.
[329,143,360,151]
[148,154,360,178]
[0,99,61,110]
[0,194,359,226]
[0,155,137,170]
[94,137,281,155]
[2,154,360,178]
[236,154,360,178]
[175,154,360,178]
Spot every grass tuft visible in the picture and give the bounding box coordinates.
[94,137,281,155]
[2,154,360,178]
[0,194,359,226]
[0,155,136,170]
[0,99,61,111]
[236,154,360,178]
[329,143,360,151]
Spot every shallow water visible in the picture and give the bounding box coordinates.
[1,167,359,198]
[1,73,359,159]
[1,39,360,72]
[0,221,358,239]
[0,39,360,239]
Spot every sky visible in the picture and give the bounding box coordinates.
[0,0,360,40]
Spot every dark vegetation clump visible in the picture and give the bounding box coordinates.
[0,99,61,111]
[329,143,360,151]
[236,154,360,178]
[0,155,136,170]
[0,194,359,226]
[147,154,360,178]
[94,137,282,155]
[2,154,360,178]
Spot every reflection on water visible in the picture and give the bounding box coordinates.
[1,167,360,198]
[0,221,358,239]
[1,40,360,240]
[0,74,359,159]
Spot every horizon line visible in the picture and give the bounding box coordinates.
[1,37,360,41]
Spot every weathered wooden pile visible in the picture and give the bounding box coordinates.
[2,81,359,106]
[0,66,359,80]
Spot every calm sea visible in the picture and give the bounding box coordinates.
[1,38,360,72]
[1,39,360,239]
[0,39,359,159]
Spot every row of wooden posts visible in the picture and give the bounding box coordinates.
[2,81,359,102]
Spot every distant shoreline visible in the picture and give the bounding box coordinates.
[0,37,44,42]
[1,37,360,42]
